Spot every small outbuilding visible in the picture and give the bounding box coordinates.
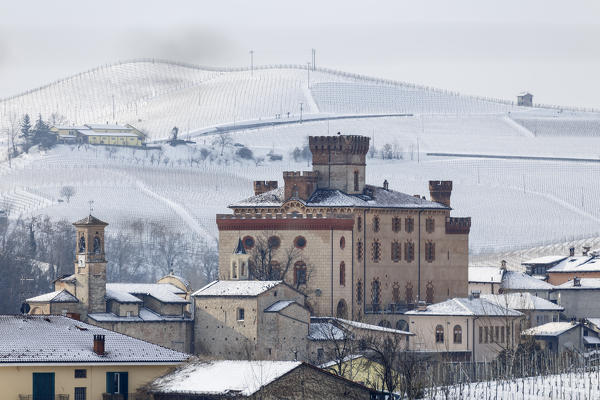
[517,92,533,107]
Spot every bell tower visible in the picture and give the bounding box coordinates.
[73,215,108,318]
[230,238,250,280]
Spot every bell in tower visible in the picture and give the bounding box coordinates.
[230,238,250,280]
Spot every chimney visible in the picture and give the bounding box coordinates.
[471,290,481,299]
[500,260,507,270]
[383,180,389,190]
[416,300,427,311]
[569,247,575,257]
[428,181,452,207]
[93,334,105,356]
[573,277,581,287]
[253,181,278,196]
[583,246,591,256]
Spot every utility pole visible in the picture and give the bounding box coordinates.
[312,48,316,70]
[250,50,254,76]
[306,62,311,89]
[299,102,303,124]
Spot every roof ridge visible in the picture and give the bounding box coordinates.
[453,298,475,315]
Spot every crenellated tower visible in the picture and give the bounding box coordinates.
[73,215,108,318]
[309,135,370,194]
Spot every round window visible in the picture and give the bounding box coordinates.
[294,236,307,249]
[242,236,255,249]
[268,236,281,249]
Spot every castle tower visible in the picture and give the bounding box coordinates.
[230,238,250,280]
[428,180,453,207]
[309,135,370,194]
[73,215,108,317]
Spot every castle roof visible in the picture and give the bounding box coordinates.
[73,214,108,226]
[0,315,189,364]
[192,280,282,297]
[230,185,449,210]
[26,289,79,303]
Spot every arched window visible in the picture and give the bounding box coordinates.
[354,170,359,191]
[396,319,409,332]
[405,217,414,233]
[453,325,462,344]
[378,320,391,329]
[357,240,363,261]
[93,235,101,254]
[435,325,444,343]
[336,299,348,319]
[372,240,381,262]
[357,216,362,232]
[294,262,307,285]
[232,262,238,279]
[339,236,345,250]
[426,217,435,233]
[356,280,363,304]
[391,241,401,262]
[392,217,401,233]
[373,216,380,232]
[404,241,415,262]
[339,262,345,286]
[78,235,86,253]
[426,281,435,304]
[425,241,435,262]
[371,279,381,310]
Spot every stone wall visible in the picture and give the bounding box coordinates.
[92,320,192,353]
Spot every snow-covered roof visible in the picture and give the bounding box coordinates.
[319,354,364,369]
[84,123,132,131]
[148,360,301,395]
[502,271,555,291]
[105,287,143,303]
[482,293,563,311]
[468,267,504,283]
[27,289,78,303]
[73,214,108,226]
[264,300,296,313]
[106,283,187,304]
[335,318,413,335]
[88,307,190,323]
[0,315,189,364]
[308,321,347,341]
[522,322,579,337]
[405,297,523,317]
[52,125,88,130]
[556,278,600,289]
[584,336,600,345]
[230,185,449,210]
[192,280,282,297]
[586,318,600,329]
[522,255,568,265]
[79,130,139,137]
[547,256,600,273]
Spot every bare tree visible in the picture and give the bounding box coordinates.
[212,132,233,156]
[59,186,76,203]
[248,233,309,287]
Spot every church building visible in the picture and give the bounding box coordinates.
[217,134,471,328]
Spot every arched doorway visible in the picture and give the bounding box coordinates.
[336,299,348,319]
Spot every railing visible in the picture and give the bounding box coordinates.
[18,395,69,400]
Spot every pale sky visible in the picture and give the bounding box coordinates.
[1,0,599,108]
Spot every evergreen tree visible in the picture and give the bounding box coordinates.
[32,114,56,149]
[20,114,32,153]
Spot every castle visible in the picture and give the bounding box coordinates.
[218,134,471,329]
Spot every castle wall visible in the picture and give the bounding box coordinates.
[258,303,310,361]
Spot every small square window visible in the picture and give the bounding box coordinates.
[74,369,87,378]
[237,308,245,321]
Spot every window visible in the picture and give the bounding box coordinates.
[392,217,401,233]
[354,170,359,191]
[294,262,307,285]
[75,387,86,400]
[93,235,101,254]
[294,236,307,249]
[371,279,381,308]
[339,262,346,286]
[425,241,435,262]
[339,236,345,249]
[404,241,415,262]
[453,325,462,344]
[426,218,435,233]
[237,308,245,321]
[501,326,505,343]
[484,327,489,343]
[357,240,363,261]
[317,348,324,361]
[106,372,128,396]
[357,216,362,232]
[391,241,401,262]
[336,299,348,319]
[372,240,381,262]
[242,236,255,250]
[479,327,483,344]
[268,236,281,249]
[74,369,87,378]
[396,320,409,331]
[435,325,444,343]
[373,216,380,232]
[405,217,414,233]
[356,280,363,304]
[378,320,391,328]
[495,326,500,343]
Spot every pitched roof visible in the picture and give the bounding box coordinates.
[148,360,302,395]
[334,318,413,335]
[481,293,563,311]
[522,255,568,265]
[264,300,296,313]
[308,321,347,341]
[26,289,78,303]
[522,322,579,337]
[88,307,191,323]
[192,280,282,297]
[405,297,523,317]
[105,287,143,303]
[0,315,189,364]
[548,256,600,273]
[230,185,449,210]
[468,267,504,283]
[72,214,108,226]
[106,283,187,304]
[502,271,555,291]
[84,123,132,130]
[556,278,600,289]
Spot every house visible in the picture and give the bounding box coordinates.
[522,254,568,278]
[146,360,378,399]
[0,315,188,400]
[468,266,504,294]
[218,134,471,327]
[522,322,582,353]
[50,125,88,143]
[582,319,600,351]
[26,215,193,352]
[482,293,563,328]
[468,264,554,299]
[320,354,398,393]
[192,278,310,361]
[552,277,600,320]
[546,248,600,285]
[405,294,523,362]
[517,92,533,107]
[52,123,146,147]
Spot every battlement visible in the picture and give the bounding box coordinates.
[309,135,370,163]
[253,180,278,195]
[445,217,471,234]
[429,180,453,207]
[283,171,318,201]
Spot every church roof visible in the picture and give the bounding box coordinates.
[230,185,449,210]
[73,214,108,226]
[26,289,78,303]
[0,315,189,364]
